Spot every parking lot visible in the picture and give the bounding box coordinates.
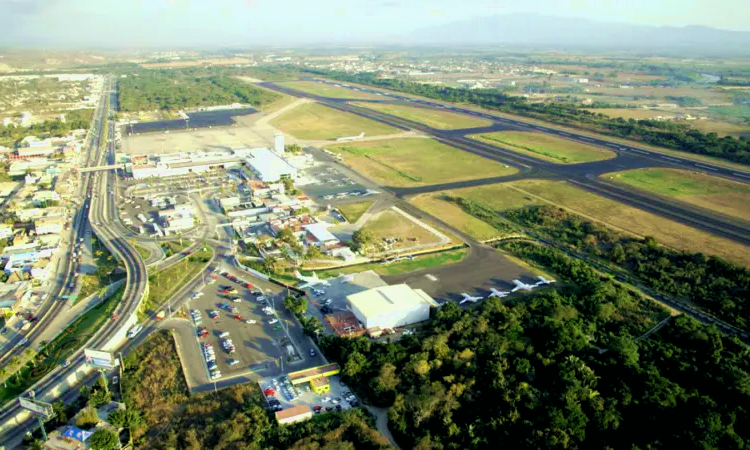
[260,372,358,415]
[183,266,325,383]
[117,193,195,236]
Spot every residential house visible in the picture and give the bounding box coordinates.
[35,216,64,235]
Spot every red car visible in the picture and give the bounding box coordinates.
[233,315,244,321]
[197,327,208,338]
[245,283,254,289]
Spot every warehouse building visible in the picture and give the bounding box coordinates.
[346,284,438,330]
[275,405,313,425]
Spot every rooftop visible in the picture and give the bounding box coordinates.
[288,363,341,382]
[274,404,312,421]
[347,284,438,317]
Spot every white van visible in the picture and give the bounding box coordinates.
[127,324,143,339]
[219,331,230,338]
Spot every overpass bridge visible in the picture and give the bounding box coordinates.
[74,163,125,173]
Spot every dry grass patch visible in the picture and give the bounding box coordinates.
[280,81,383,100]
[329,138,518,187]
[270,103,397,140]
[411,194,501,241]
[353,102,493,130]
[362,209,443,251]
[583,108,677,120]
[602,168,750,222]
[471,131,616,164]
[510,179,750,266]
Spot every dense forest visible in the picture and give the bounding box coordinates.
[302,69,750,165]
[118,70,280,112]
[0,108,93,143]
[497,205,750,331]
[116,331,392,449]
[321,243,750,449]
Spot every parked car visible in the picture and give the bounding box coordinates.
[310,349,316,357]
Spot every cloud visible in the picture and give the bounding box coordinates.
[1,0,48,15]
[378,1,401,7]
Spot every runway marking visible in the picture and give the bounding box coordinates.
[425,274,438,282]
[661,156,681,162]
[695,164,718,171]
[631,149,649,154]
[732,172,750,179]
[579,137,593,142]
[605,143,618,148]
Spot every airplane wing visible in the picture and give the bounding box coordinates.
[511,285,521,292]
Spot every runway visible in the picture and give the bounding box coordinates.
[260,82,750,247]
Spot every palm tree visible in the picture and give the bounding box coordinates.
[23,348,36,368]
[108,408,144,446]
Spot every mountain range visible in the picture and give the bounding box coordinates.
[410,14,750,55]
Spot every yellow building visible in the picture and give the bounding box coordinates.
[287,363,340,394]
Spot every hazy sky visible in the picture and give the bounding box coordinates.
[1,0,748,48]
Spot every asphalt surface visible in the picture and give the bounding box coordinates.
[260,81,750,247]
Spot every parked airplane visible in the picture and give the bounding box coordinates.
[335,132,365,142]
[511,280,537,292]
[459,293,483,305]
[536,276,556,285]
[339,274,355,283]
[294,270,331,288]
[487,288,511,298]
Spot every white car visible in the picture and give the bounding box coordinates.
[227,359,240,366]
[245,319,257,324]
[268,319,278,325]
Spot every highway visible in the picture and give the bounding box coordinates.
[260,81,750,247]
[0,82,113,364]
[0,78,149,442]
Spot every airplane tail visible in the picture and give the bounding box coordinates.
[358,132,365,138]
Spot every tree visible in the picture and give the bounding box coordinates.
[284,295,307,316]
[89,428,120,450]
[305,245,323,260]
[108,408,144,446]
[89,387,112,408]
[351,228,375,251]
[0,367,7,387]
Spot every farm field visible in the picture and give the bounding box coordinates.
[270,103,398,140]
[329,138,518,187]
[602,168,750,222]
[279,80,383,100]
[470,131,616,164]
[353,102,493,130]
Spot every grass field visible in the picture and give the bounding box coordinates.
[411,194,501,241]
[270,103,398,140]
[602,168,750,221]
[687,119,750,139]
[471,131,616,164]
[329,138,517,187]
[133,242,152,261]
[583,108,677,120]
[280,81,383,100]
[0,286,124,404]
[510,179,750,266]
[141,247,213,321]
[361,209,443,251]
[352,102,493,130]
[305,248,469,278]
[337,201,374,223]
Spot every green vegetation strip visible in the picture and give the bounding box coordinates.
[473,131,615,164]
[132,243,152,261]
[306,247,468,278]
[75,236,125,305]
[337,201,375,223]
[141,247,213,320]
[0,285,125,405]
[605,167,750,197]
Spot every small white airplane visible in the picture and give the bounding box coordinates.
[535,276,556,286]
[487,288,511,298]
[459,293,483,305]
[511,280,537,292]
[338,274,354,283]
[294,270,330,288]
[335,132,366,142]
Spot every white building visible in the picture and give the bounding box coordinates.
[34,217,64,235]
[0,225,13,240]
[244,148,298,182]
[346,284,438,330]
[274,132,285,155]
[303,223,339,247]
[166,216,194,231]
